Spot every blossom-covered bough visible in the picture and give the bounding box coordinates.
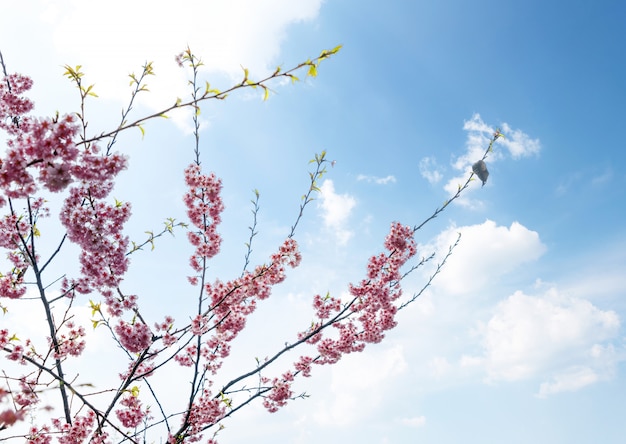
[0,47,503,442]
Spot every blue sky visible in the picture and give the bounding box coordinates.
[1,0,626,443]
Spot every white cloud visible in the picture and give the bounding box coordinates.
[29,0,322,128]
[404,224,626,399]
[536,343,623,398]
[473,288,621,390]
[536,366,599,398]
[356,174,397,185]
[443,172,484,209]
[499,122,542,159]
[318,179,356,245]
[313,345,408,426]
[419,156,443,184]
[399,415,426,428]
[426,220,546,295]
[591,168,613,186]
[460,114,541,163]
[428,356,452,378]
[443,114,541,206]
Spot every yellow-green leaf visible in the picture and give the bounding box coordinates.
[89,300,101,315]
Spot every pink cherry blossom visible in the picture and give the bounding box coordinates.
[0,407,25,428]
[116,394,149,428]
[115,320,153,353]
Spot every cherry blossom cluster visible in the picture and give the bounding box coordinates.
[0,73,81,198]
[207,239,300,342]
[114,319,153,353]
[168,224,304,434]
[52,321,86,359]
[285,222,417,395]
[0,250,28,299]
[115,394,149,429]
[119,358,155,381]
[59,166,130,297]
[154,315,177,347]
[51,411,106,444]
[254,224,416,415]
[183,164,224,273]
[7,379,37,413]
[1,72,131,303]
[173,237,302,378]
[178,389,226,441]
[0,197,47,298]
[0,388,25,430]
[22,406,108,444]
[1,71,143,438]
[0,210,34,299]
[261,371,295,413]
[0,74,34,135]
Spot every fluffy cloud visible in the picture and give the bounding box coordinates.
[408,220,625,398]
[499,122,542,159]
[318,179,356,245]
[31,0,322,113]
[399,415,426,428]
[425,220,546,295]
[313,345,408,426]
[468,288,621,395]
[459,113,541,165]
[419,156,443,184]
[356,174,397,185]
[443,114,541,206]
